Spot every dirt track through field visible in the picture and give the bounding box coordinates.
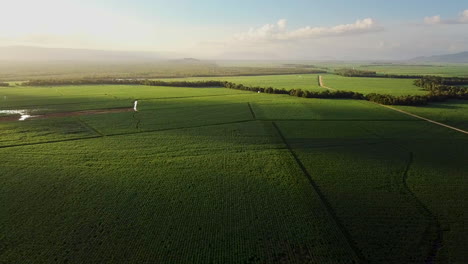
[0,107,134,122]
[318,75,336,91]
[376,104,468,135]
[318,75,467,135]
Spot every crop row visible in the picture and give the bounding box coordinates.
[0,122,360,263]
[21,77,467,106]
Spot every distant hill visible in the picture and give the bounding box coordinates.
[410,51,468,63]
[182,58,200,62]
[0,46,176,62]
[168,58,205,64]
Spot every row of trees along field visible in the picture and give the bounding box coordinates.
[224,83,431,105]
[327,71,468,105]
[414,76,468,87]
[414,76,468,99]
[22,76,467,106]
[365,94,430,105]
[0,82,9,87]
[23,79,225,87]
[223,81,365,99]
[224,79,467,106]
[335,68,423,79]
[363,77,468,105]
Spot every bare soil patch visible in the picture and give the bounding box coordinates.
[0,107,134,122]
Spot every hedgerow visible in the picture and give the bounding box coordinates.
[223,81,365,99]
[23,79,226,87]
[414,76,468,87]
[413,76,468,101]
[335,68,422,79]
[365,93,429,106]
[22,76,467,106]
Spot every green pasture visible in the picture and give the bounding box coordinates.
[155,73,431,96]
[395,100,468,130]
[278,120,467,263]
[322,75,427,96]
[0,82,466,263]
[357,64,468,77]
[214,61,468,77]
[155,74,324,91]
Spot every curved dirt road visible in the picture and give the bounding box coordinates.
[318,75,336,91]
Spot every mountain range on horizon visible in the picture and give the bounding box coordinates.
[0,45,467,63]
[409,51,468,63]
[0,46,179,62]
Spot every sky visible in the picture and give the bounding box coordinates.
[0,0,467,60]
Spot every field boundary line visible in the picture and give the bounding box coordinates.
[401,152,443,262]
[141,93,250,101]
[132,112,141,131]
[0,120,256,149]
[318,75,336,91]
[257,118,423,122]
[376,103,468,135]
[272,121,368,263]
[108,119,254,137]
[352,123,444,262]
[317,77,467,135]
[55,88,64,96]
[1,93,247,110]
[75,117,105,136]
[247,102,256,120]
[142,102,249,113]
[0,136,102,149]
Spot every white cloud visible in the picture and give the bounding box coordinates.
[424,15,441,25]
[194,17,468,60]
[233,18,383,42]
[277,19,288,31]
[424,9,468,25]
[460,10,468,23]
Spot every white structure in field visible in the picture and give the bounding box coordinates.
[19,114,31,121]
[134,100,138,111]
[0,109,32,121]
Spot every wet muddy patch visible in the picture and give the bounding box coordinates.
[0,108,134,122]
[0,110,35,121]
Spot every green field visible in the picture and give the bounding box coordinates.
[215,61,468,77]
[356,64,468,77]
[322,75,427,96]
[155,74,430,96]
[395,100,468,130]
[0,61,325,81]
[1,80,466,263]
[156,74,324,91]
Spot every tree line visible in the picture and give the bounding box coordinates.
[24,79,143,86]
[0,82,9,87]
[349,76,468,105]
[335,68,377,77]
[413,76,468,101]
[142,80,225,87]
[23,79,225,87]
[223,82,431,105]
[223,81,365,99]
[365,94,429,106]
[21,77,467,106]
[414,76,468,87]
[223,80,467,106]
[335,68,422,79]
